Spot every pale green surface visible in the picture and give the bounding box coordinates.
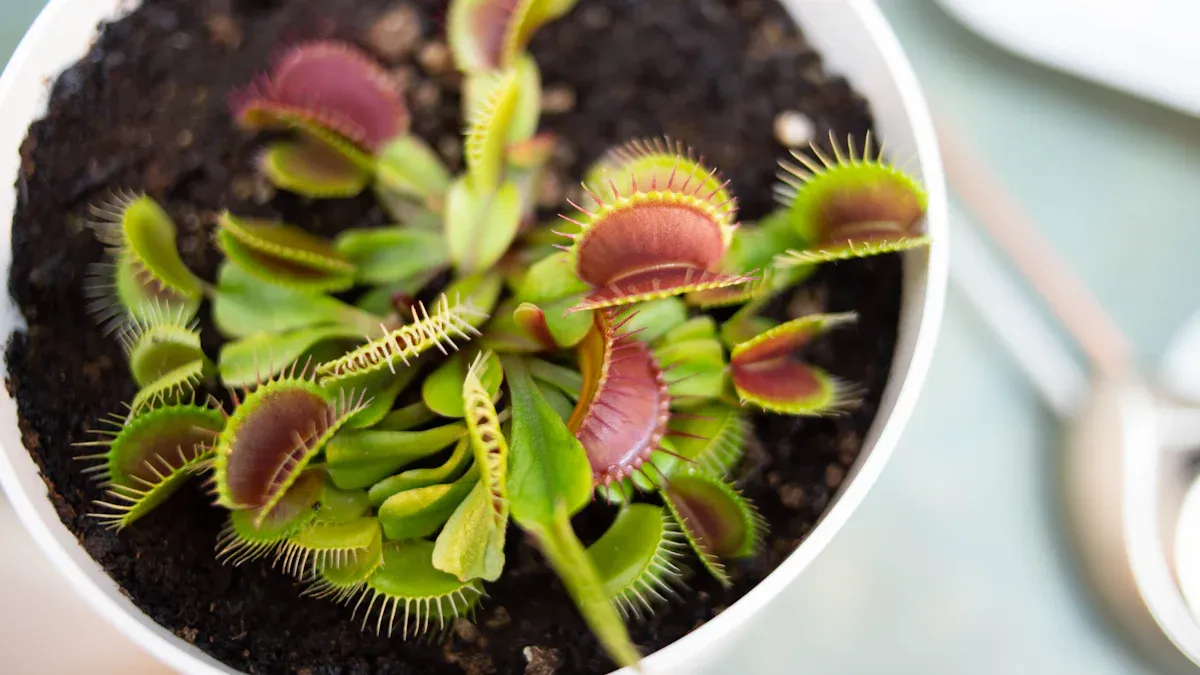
[703,2,1198,674]
[1,1,1198,673]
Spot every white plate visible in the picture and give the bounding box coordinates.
[936,0,1200,116]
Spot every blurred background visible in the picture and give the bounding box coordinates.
[2,0,1199,673]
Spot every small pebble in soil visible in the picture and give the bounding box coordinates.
[437,135,462,165]
[413,80,441,111]
[391,65,417,91]
[485,606,511,629]
[825,464,845,489]
[453,618,481,644]
[366,3,422,63]
[204,14,242,48]
[779,483,806,509]
[774,110,815,148]
[541,85,576,114]
[580,4,612,29]
[523,646,561,675]
[417,41,452,75]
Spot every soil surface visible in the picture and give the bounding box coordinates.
[6,0,900,673]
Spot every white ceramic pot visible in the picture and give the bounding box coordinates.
[0,0,948,672]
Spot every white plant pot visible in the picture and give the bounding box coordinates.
[0,0,948,673]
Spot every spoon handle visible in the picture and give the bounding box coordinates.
[936,117,1135,382]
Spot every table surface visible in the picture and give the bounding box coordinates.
[2,1,1198,673]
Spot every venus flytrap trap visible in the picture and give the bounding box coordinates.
[70,0,931,667]
[79,401,225,530]
[775,132,930,266]
[85,192,207,331]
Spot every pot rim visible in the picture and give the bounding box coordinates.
[0,0,947,672]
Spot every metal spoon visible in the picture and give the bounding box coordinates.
[938,119,1200,674]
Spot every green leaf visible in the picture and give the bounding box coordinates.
[668,402,748,477]
[120,308,210,389]
[218,326,363,388]
[217,469,323,565]
[107,252,202,328]
[538,382,576,422]
[720,310,777,351]
[315,294,487,384]
[216,213,356,293]
[465,68,520,192]
[422,350,504,418]
[336,227,450,285]
[723,210,806,273]
[368,437,474,506]
[779,141,929,265]
[378,464,479,540]
[660,316,718,345]
[528,503,640,668]
[212,262,377,338]
[332,362,425,430]
[433,479,506,582]
[91,193,206,300]
[260,137,371,198]
[374,402,439,432]
[503,356,593,525]
[588,503,685,619]
[445,177,523,275]
[432,352,510,581]
[653,337,728,403]
[528,358,582,400]
[507,55,541,144]
[303,518,384,600]
[622,297,689,345]
[326,423,467,490]
[128,359,208,413]
[376,135,452,203]
[277,517,383,578]
[444,271,506,329]
[357,540,484,638]
[316,479,373,524]
[353,275,441,316]
[515,251,589,303]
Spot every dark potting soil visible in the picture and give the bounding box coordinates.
[6,0,901,673]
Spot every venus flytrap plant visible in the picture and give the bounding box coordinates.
[432,353,510,581]
[216,468,324,566]
[663,467,766,587]
[558,153,756,313]
[69,0,935,666]
[504,355,641,666]
[351,540,485,638]
[212,362,368,517]
[775,132,930,266]
[449,0,572,73]
[211,261,383,338]
[85,192,207,331]
[79,401,225,530]
[230,41,409,199]
[729,312,860,415]
[215,213,358,293]
[587,503,688,620]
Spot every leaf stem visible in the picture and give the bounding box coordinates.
[531,503,641,669]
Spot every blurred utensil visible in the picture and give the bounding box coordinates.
[937,117,1200,673]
